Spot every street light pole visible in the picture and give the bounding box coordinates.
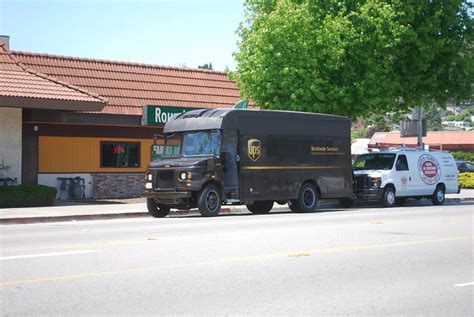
[417,106,424,149]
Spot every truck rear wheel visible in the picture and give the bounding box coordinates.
[198,184,221,217]
[246,201,273,214]
[431,185,445,205]
[147,198,171,218]
[291,183,319,213]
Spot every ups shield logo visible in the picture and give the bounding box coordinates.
[248,139,261,161]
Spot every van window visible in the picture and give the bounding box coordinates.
[395,155,409,171]
[353,154,396,170]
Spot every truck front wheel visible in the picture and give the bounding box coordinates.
[382,186,396,208]
[147,198,171,218]
[198,184,221,217]
[246,201,274,214]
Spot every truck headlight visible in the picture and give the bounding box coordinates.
[179,172,193,180]
[371,177,382,188]
[147,173,152,181]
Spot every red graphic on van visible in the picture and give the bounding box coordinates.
[422,161,438,178]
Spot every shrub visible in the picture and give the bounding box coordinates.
[0,184,57,208]
[459,172,474,189]
[451,151,474,162]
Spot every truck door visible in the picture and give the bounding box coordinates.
[221,130,239,200]
[394,154,412,197]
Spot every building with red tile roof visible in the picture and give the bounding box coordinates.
[0,36,242,198]
[369,131,474,151]
[12,50,240,116]
[0,42,106,110]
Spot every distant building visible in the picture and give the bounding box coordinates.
[368,131,474,152]
[441,121,472,131]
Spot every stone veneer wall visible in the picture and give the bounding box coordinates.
[94,173,144,198]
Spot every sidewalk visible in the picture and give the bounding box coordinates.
[1,189,472,225]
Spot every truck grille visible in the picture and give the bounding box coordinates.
[354,174,370,191]
[156,170,175,189]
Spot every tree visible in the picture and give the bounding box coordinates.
[235,0,473,118]
[198,63,213,70]
[423,104,443,131]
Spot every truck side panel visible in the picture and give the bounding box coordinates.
[236,116,352,202]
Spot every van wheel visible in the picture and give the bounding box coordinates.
[147,198,171,218]
[198,184,221,217]
[431,185,445,205]
[339,198,354,208]
[291,183,319,213]
[246,201,274,214]
[382,186,396,208]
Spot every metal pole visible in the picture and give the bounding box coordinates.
[417,106,424,149]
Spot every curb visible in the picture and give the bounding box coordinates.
[0,207,233,225]
[0,212,151,225]
[0,199,470,225]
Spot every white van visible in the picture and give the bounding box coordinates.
[352,148,459,207]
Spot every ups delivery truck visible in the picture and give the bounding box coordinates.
[143,109,353,217]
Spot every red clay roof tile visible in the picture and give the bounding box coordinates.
[0,43,107,107]
[12,50,241,116]
[369,131,474,150]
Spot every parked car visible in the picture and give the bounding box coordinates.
[456,160,474,173]
[353,148,459,207]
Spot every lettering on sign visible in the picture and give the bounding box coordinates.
[311,146,343,155]
[142,105,199,126]
[417,154,441,185]
[155,107,186,125]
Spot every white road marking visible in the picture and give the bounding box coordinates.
[454,282,474,287]
[0,250,101,260]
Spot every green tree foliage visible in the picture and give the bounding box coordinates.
[423,104,443,131]
[451,151,474,161]
[235,0,473,118]
[445,110,472,121]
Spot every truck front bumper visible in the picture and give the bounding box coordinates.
[354,188,383,201]
[142,191,192,204]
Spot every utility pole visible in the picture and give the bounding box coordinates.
[416,106,424,149]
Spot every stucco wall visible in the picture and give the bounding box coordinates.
[0,107,22,183]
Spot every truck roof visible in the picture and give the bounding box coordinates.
[163,108,349,134]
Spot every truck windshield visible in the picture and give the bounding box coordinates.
[183,130,221,157]
[164,130,221,158]
[353,154,396,170]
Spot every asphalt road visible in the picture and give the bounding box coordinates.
[1,203,473,316]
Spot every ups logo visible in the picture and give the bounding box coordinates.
[248,139,261,161]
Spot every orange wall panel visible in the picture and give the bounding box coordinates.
[38,136,160,173]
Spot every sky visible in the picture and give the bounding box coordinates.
[0,0,245,71]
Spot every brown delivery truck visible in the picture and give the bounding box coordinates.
[143,109,353,217]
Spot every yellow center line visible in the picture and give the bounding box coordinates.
[1,235,471,286]
[2,215,472,254]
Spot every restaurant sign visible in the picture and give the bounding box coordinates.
[142,105,198,126]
